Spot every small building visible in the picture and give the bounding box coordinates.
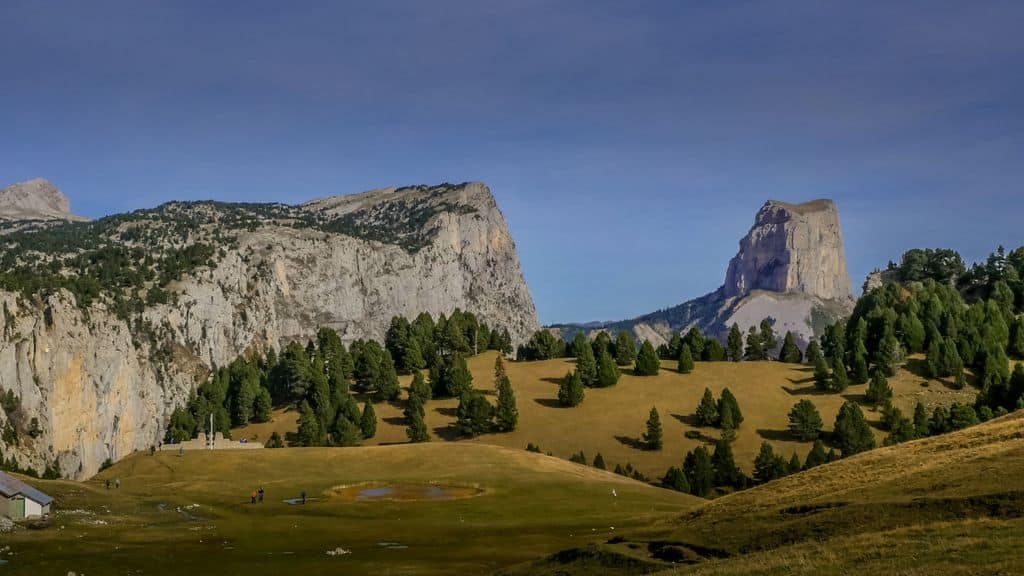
[0,470,53,520]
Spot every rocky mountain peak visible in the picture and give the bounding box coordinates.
[723,198,852,301]
[0,178,88,222]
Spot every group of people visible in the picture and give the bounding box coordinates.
[250,486,265,504]
[104,478,120,489]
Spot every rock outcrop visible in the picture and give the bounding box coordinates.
[0,178,88,222]
[0,181,538,478]
[553,199,855,348]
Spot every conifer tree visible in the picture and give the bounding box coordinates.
[703,339,726,361]
[787,399,823,441]
[787,452,802,475]
[696,387,719,427]
[614,331,637,366]
[813,356,831,391]
[913,401,930,438]
[753,441,783,483]
[865,369,893,406]
[1010,317,1024,359]
[759,318,777,357]
[376,352,401,402]
[592,452,607,470]
[744,324,764,360]
[663,466,690,493]
[727,323,744,362]
[804,439,828,470]
[834,401,876,457]
[404,394,430,443]
[446,353,474,398]
[643,407,663,450]
[455,392,494,437]
[677,345,695,374]
[409,370,432,402]
[717,388,744,428]
[925,337,942,378]
[332,415,363,447]
[296,401,322,446]
[684,327,705,361]
[805,340,822,364]
[668,333,684,359]
[712,438,742,488]
[253,387,273,423]
[360,401,377,439]
[830,355,849,392]
[494,369,519,432]
[575,337,598,386]
[557,371,584,407]
[683,446,714,497]
[779,331,803,363]
[634,340,661,376]
[591,331,612,359]
[596,350,621,387]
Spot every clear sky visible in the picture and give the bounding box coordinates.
[2,1,1022,324]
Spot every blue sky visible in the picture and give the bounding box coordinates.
[2,1,1022,324]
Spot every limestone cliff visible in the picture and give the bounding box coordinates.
[0,181,538,478]
[0,178,88,222]
[553,199,854,348]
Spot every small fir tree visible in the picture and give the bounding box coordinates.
[557,371,585,407]
[643,407,663,450]
[635,340,661,376]
[678,345,695,374]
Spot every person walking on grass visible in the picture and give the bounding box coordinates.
[251,489,257,504]
[301,490,307,505]
[115,478,120,489]
[258,487,264,503]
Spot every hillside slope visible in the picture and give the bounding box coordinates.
[0,181,538,478]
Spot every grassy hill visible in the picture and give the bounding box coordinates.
[238,351,977,480]
[513,410,1024,575]
[0,443,699,575]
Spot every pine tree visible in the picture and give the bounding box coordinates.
[683,446,715,497]
[596,350,620,387]
[695,388,719,427]
[813,357,832,391]
[753,441,780,483]
[727,324,743,362]
[446,353,474,398]
[404,394,430,443]
[494,371,519,432]
[593,452,607,470]
[747,324,766,360]
[684,327,705,361]
[925,337,942,378]
[787,399,823,441]
[591,331,612,359]
[376,352,401,402]
[779,332,803,363]
[663,466,690,493]
[455,392,494,437]
[913,401,930,438]
[1009,317,1024,359]
[634,340,661,376]
[804,439,828,470]
[865,369,893,406]
[614,331,636,366]
[253,387,273,423]
[296,400,322,447]
[805,340,822,364]
[703,339,726,361]
[677,345,695,374]
[557,371,584,407]
[643,407,663,450]
[668,333,684,359]
[833,401,876,457]
[332,413,363,447]
[360,401,377,439]
[575,335,598,386]
[759,318,777,357]
[712,438,742,488]
[830,355,849,392]
[787,452,802,475]
[409,371,432,402]
[717,388,744,428]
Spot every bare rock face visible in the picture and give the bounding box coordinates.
[554,198,854,348]
[723,199,852,300]
[0,178,88,222]
[0,181,538,478]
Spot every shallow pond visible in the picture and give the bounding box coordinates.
[331,483,484,502]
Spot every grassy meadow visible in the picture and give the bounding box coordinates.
[0,444,699,575]
[238,352,977,480]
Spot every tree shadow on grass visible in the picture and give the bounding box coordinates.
[788,376,815,385]
[533,398,565,408]
[435,407,458,417]
[757,428,794,442]
[671,413,701,427]
[841,392,869,404]
[382,416,407,426]
[782,384,831,396]
[615,435,647,450]
[432,425,462,441]
[540,377,564,385]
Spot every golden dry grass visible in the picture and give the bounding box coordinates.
[235,352,977,480]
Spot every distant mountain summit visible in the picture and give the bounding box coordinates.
[0,178,88,222]
[554,199,855,347]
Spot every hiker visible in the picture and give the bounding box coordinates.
[251,489,257,504]
[301,490,307,505]
[150,445,156,456]
[115,478,121,489]
[258,487,264,503]
[105,479,110,490]
[179,445,184,457]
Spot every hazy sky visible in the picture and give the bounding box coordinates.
[2,1,1022,324]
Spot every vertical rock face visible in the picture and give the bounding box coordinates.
[0,181,538,478]
[553,198,854,348]
[723,199,852,301]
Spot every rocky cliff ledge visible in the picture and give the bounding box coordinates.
[0,181,538,478]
